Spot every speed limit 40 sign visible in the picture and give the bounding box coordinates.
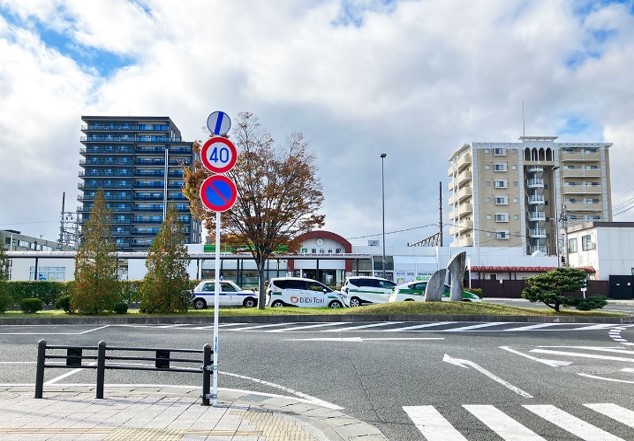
[200,137,237,174]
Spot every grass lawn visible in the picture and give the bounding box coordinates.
[1,301,626,319]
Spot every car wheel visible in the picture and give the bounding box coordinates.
[349,297,361,307]
[271,300,285,308]
[404,298,414,302]
[329,300,343,308]
[193,298,207,310]
[243,297,257,308]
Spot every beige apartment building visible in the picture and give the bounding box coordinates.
[448,136,612,257]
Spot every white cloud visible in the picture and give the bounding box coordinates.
[0,0,633,245]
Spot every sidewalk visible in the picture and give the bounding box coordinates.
[0,385,387,441]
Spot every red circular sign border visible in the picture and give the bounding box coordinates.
[199,175,238,212]
[200,137,237,173]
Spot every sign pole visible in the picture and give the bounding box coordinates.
[212,211,220,406]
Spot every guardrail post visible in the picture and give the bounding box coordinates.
[35,340,46,399]
[202,344,212,406]
[96,341,106,399]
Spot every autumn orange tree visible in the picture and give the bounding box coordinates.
[73,190,120,314]
[139,204,191,313]
[184,112,325,308]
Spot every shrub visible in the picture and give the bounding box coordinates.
[465,288,483,298]
[55,294,75,314]
[113,302,128,314]
[20,298,43,314]
[574,294,608,311]
[0,291,12,313]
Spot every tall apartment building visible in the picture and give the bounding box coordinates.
[79,116,202,251]
[447,136,612,256]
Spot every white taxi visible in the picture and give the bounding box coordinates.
[266,277,346,308]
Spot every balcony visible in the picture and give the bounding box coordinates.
[79,170,133,177]
[455,187,472,203]
[78,193,131,202]
[527,165,543,174]
[528,211,546,221]
[529,228,547,238]
[562,168,601,178]
[80,158,133,167]
[457,203,473,218]
[527,195,545,205]
[135,194,164,200]
[135,181,164,189]
[80,146,134,155]
[81,135,182,143]
[79,181,133,190]
[457,153,471,172]
[134,206,163,212]
[562,184,601,194]
[527,179,544,189]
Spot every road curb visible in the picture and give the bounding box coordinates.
[1,313,633,325]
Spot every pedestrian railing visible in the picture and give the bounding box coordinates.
[35,340,214,405]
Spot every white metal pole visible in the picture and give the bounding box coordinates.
[212,211,220,406]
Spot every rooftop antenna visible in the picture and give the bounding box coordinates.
[522,101,526,137]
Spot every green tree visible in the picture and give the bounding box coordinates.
[522,267,588,312]
[72,190,120,314]
[140,205,191,313]
[184,112,325,308]
[0,243,7,281]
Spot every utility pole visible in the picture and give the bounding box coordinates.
[439,181,443,247]
[560,205,568,266]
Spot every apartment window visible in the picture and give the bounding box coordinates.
[494,163,507,172]
[496,231,510,240]
[494,179,508,189]
[581,235,593,251]
[495,213,509,222]
[485,149,490,153]
[495,196,508,205]
[485,197,492,203]
[486,214,492,220]
[513,181,519,187]
[512,165,517,170]
[513,198,518,203]
[568,238,578,254]
[485,164,491,170]
[513,215,519,220]
[493,148,506,156]
[486,181,491,187]
[29,266,66,281]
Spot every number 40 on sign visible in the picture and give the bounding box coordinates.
[200,137,237,174]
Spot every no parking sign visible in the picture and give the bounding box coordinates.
[199,175,237,212]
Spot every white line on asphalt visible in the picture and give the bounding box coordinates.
[504,323,561,331]
[403,406,468,441]
[385,322,455,332]
[231,323,298,331]
[577,373,634,384]
[499,346,572,367]
[444,322,510,332]
[531,349,634,363]
[537,345,634,354]
[285,337,444,342]
[79,325,110,334]
[622,368,634,373]
[572,324,623,330]
[584,403,634,429]
[443,354,533,398]
[523,404,625,441]
[191,323,248,330]
[324,322,402,332]
[463,405,546,441]
[45,362,97,385]
[270,322,349,332]
[220,371,342,410]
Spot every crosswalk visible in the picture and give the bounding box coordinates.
[404,403,634,440]
[141,321,634,334]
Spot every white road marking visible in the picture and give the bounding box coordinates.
[443,354,533,398]
[523,404,625,441]
[463,404,546,440]
[499,346,572,367]
[531,349,634,363]
[323,322,402,332]
[286,337,444,342]
[269,322,349,332]
[584,403,634,429]
[572,324,623,330]
[537,345,634,354]
[577,373,634,384]
[385,321,455,331]
[231,323,298,331]
[220,371,342,410]
[403,405,468,441]
[504,323,561,331]
[444,322,510,332]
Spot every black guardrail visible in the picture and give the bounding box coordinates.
[35,340,214,405]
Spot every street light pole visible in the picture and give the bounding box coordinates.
[380,153,387,279]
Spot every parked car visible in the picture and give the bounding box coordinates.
[340,276,397,307]
[192,280,258,309]
[266,277,346,308]
[388,281,481,303]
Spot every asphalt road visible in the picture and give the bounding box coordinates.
[485,297,634,315]
[2,320,634,440]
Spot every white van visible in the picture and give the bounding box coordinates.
[191,280,258,309]
[266,277,346,308]
[340,276,397,307]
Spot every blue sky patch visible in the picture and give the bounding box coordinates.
[557,116,602,139]
[331,0,398,27]
[0,4,134,78]
[573,0,633,17]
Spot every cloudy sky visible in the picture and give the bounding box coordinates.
[1,0,633,248]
